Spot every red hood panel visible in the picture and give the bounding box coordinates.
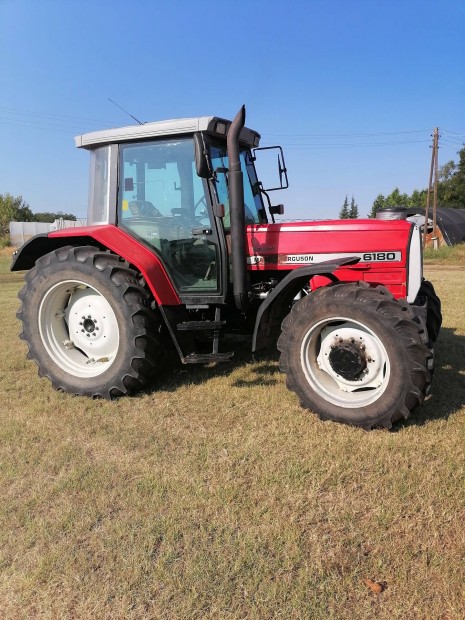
[246,219,412,269]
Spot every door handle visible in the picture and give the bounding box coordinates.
[192,228,212,236]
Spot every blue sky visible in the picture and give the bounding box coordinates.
[1,0,464,220]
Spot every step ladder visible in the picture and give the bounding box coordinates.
[176,307,234,364]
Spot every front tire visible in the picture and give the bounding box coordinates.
[278,282,432,429]
[17,246,163,398]
[416,280,442,343]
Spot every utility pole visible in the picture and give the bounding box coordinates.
[423,127,439,250]
[432,127,439,249]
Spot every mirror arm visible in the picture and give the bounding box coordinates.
[260,185,276,223]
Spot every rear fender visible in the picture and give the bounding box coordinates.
[252,257,359,352]
[11,225,181,306]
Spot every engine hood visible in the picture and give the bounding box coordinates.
[246,219,413,269]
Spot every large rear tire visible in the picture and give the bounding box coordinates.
[17,246,163,398]
[277,282,432,429]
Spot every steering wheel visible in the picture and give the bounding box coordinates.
[193,196,209,221]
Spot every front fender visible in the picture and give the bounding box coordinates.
[252,257,359,352]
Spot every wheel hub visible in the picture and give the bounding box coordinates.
[328,341,367,380]
[82,317,96,333]
[65,288,119,357]
[314,322,387,395]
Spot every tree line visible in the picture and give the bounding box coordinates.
[0,193,76,237]
[340,144,465,219]
[339,196,359,219]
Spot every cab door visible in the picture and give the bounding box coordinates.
[118,137,225,301]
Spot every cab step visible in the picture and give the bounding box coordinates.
[177,320,226,332]
[183,352,234,364]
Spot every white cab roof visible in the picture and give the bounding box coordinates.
[74,116,260,149]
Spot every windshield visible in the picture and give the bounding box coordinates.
[210,144,267,228]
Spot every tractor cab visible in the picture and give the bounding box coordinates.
[78,114,287,304]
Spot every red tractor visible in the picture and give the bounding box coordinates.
[12,107,441,429]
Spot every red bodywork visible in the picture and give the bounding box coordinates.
[49,226,180,305]
[49,218,412,304]
[246,219,413,299]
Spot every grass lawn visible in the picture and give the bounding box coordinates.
[1,250,464,619]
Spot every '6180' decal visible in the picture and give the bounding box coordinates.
[361,252,401,262]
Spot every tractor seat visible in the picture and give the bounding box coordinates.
[128,200,162,218]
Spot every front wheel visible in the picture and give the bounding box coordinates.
[416,280,442,343]
[278,282,432,429]
[17,246,163,398]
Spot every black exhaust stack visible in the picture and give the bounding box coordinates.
[227,105,249,311]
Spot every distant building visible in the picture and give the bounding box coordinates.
[9,219,87,246]
[407,208,465,247]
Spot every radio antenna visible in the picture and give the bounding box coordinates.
[108,98,144,125]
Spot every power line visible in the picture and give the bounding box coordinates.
[440,128,465,136]
[440,137,464,146]
[0,118,89,134]
[262,129,429,138]
[269,140,431,150]
[0,106,116,125]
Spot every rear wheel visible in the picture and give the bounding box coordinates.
[17,246,163,398]
[278,282,432,429]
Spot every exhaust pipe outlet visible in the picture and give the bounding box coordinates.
[227,105,249,311]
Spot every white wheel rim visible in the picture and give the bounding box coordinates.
[38,280,120,378]
[300,316,391,409]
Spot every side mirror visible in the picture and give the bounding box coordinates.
[194,133,211,178]
[252,146,289,192]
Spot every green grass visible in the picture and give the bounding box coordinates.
[0,235,11,249]
[1,254,465,619]
[424,241,465,264]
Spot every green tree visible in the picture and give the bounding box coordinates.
[368,194,386,218]
[339,195,350,219]
[384,187,410,207]
[33,211,77,223]
[349,196,359,219]
[410,188,427,207]
[0,193,33,236]
[374,144,465,213]
[437,146,465,207]
[439,160,457,183]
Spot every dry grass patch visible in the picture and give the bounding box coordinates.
[1,256,465,619]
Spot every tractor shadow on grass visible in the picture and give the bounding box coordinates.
[397,327,465,429]
[146,337,281,395]
[149,328,465,429]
